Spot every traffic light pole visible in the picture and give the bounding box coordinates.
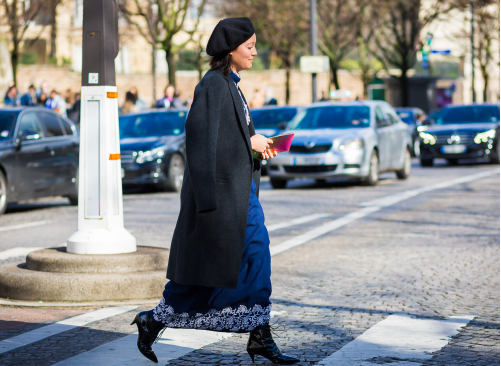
[67,0,136,254]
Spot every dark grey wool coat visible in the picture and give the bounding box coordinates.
[166,69,261,289]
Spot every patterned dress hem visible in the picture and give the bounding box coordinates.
[152,297,271,333]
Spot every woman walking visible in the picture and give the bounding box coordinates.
[131,17,299,365]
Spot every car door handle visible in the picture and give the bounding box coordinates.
[45,147,55,156]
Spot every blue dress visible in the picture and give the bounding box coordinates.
[151,179,272,333]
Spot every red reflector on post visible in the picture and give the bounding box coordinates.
[107,92,118,98]
[109,154,121,160]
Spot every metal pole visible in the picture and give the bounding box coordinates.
[471,0,476,103]
[152,45,157,107]
[310,0,317,103]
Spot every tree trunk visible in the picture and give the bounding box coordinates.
[285,67,290,105]
[166,48,176,88]
[482,70,489,102]
[330,60,340,90]
[399,69,409,107]
[11,44,18,85]
[49,0,57,59]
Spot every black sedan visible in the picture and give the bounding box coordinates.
[418,104,500,166]
[119,109,187,192]
[0,107,79,215]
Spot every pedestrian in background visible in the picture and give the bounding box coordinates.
[37,92,48,107]
[264,86,277,105]
[171,90,184,108]
[121,91,139,115]
[46,90,67,117]
[249,88,265,107]
[67,92,81,124]
[131,17,299,365]
[20,85,37,106]
[156,85,175,108]
[36,80,49,99]
[4,86,19,107]
[129,86,147,111]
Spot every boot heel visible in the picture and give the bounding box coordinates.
[130,316,139,326]
[247,349,256,362]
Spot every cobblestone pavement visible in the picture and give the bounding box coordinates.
[0,160,499,365]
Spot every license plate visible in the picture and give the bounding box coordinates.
[293,157,324,165]
[441,145,467,154]
[121,168,125,178]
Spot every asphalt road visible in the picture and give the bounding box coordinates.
[0,158,499,365]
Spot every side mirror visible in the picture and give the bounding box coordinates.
[15,138,21,151]
[278,121,288,130]
[422,119,432,126]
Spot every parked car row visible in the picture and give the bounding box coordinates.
[0,102,498,215]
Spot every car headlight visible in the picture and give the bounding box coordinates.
[339,138,364,151]
[474,129,496,144]
[136,148,165,164]
[419,132,436,145]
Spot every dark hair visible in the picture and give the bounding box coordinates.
[209,53,232,76]
[125,91,137,104]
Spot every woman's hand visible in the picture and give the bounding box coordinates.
[251,135,277,160]
[251,134,273,153]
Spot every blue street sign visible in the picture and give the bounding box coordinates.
[431,50,451,55]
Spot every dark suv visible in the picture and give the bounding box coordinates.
[0,107,79,215]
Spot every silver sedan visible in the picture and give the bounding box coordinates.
[267,101,413,188]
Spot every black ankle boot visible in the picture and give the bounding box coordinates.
[131,311,165,363]
[247,325,300,364]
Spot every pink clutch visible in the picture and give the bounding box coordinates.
[253,133,295,159]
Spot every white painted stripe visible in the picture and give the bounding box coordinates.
[53,329,231,366]
[0,243,67,261]
[0,306,138,355]
[271,168,499,257]
[0,220,52,232]
[317,314,474,365]
[267,213,330,232]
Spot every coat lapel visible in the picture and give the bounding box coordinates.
[224,73,253,159]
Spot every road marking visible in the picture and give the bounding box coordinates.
[0,243,66,261]
[0,306,138,355]
[271,168,499,256]
[0,220,51,232]
[317,314,474,365]
[53,329,231,366]
[267,213,330,232]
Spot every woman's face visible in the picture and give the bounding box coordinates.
[230,34,257,72]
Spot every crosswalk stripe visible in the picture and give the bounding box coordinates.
[267,213,330,232]
[0,306,137,355]
[0,220,52,232]
[317,314,474,365]
[52,329,231,366]
[270,168,499,257]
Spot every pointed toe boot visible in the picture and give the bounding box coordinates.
[247,325,300,364]
[131,311,165,363]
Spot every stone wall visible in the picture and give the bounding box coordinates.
[16,65,364,107]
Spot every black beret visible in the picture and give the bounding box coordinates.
[206,17,255,57]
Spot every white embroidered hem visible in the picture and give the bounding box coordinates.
[152,297,271,332]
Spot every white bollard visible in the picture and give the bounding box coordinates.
[67,85,136,254]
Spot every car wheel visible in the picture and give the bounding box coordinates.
[490,138,500,164]
[447,158,458,166]
[270,178,287,189]
[163,153,185,192]
[0,170,7,216]
[420,158,433,167]
[362,150,379,186]
[396,148,411,180]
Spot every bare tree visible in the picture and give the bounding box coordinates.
[1,0,47,84]
[224,0,309,104]
[370,0,457,106]
[317,0,363,90]
[119,0,207,87]
[46,0,63,60]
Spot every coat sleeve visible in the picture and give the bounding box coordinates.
[185,87,221,213]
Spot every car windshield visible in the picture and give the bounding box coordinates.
[119,111,187,138]
[288,106,370,130]
[437,106,500,124]
[250,108,298,128]
[0,111,19,141]
[396,111,414,125]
